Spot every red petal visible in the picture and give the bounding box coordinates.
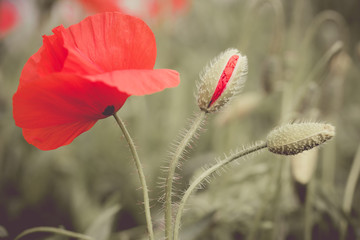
[19,26,68,85]
[77,0,122,13]
[13,73,128,129]
[20,13,156,84]
[209,55,239,107]
[86,69,180,96]
[61,12,157,74]
[22,121,97,150]
[38,27,68,75]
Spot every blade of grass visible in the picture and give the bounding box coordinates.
[340,144,360,240]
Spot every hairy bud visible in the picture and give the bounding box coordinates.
[267,123,335,155]
[196,48,248,113]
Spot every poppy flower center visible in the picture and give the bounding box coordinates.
[102,105,115,116]
[208,55,239,107]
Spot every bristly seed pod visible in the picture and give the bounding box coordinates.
[196,48,248,113]
[266,123,335,155]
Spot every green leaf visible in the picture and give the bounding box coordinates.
[84,204,121,240]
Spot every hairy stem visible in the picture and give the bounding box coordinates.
[113,113,154,240]
[173,141,268,240]
[165,111,206,240]
[14,227,93,240]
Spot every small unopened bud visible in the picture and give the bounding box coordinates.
[196,48,248,113]
[266,123,335,155]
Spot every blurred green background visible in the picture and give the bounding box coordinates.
[1,0,360,239]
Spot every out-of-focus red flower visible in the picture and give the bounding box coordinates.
[0,0,18,38]
[149,0,189,18]
[13,12,180,150]
[76,0,122,13]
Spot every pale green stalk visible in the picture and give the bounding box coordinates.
[271,158,286,240]
[165,111,206,240]
[340,144,360,240]
[173,141,267,240]
[14,227,93,240]
[246,188,272,240]
[304,176,316,240]
[113,113,154,240]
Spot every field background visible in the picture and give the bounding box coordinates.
[1,0,360,239]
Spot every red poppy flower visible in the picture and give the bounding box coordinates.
[13,12,180,150]
[0,0,18,38]
[149,0,189,18]
[76,0,122,13]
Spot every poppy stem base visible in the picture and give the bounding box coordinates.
[113,113,154,240]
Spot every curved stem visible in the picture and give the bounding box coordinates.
[293,41,343,115]
[113,113,154,240]
[301,10,350,52]
[165,111,206,240]
[173,141,268,240]
[14,227,93,240]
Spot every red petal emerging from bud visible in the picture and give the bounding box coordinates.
[196,48,248,113]
[208,55,239,107]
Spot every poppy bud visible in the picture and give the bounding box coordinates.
[267,123,335,155]
[196,48,248,113]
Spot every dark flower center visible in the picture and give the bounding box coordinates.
[102,105,115,116]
